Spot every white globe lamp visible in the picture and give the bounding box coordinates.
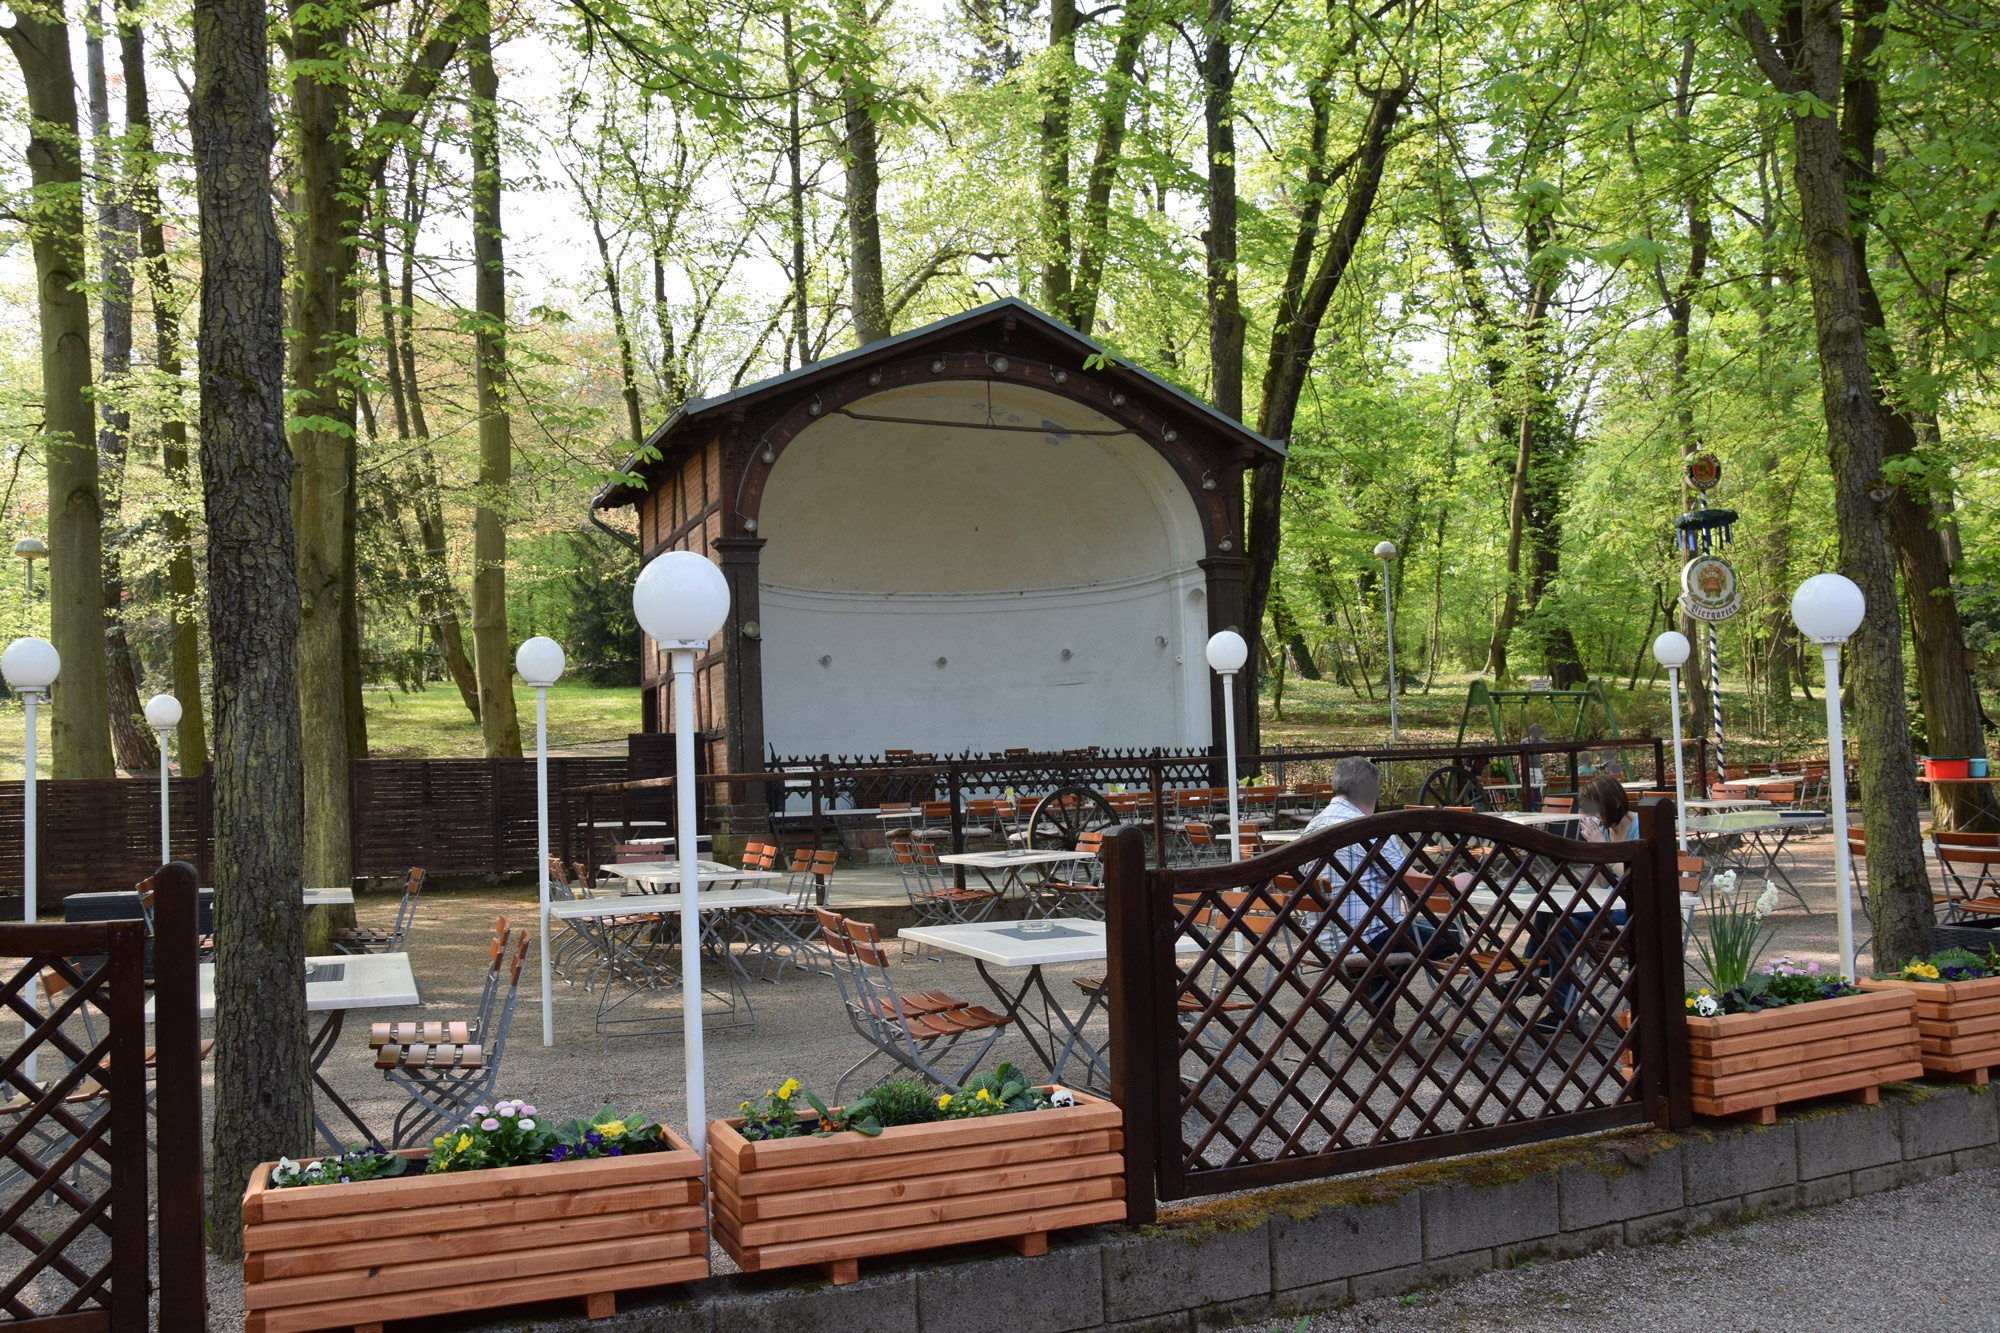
[1651,632,1692,849]
[634,552,732,1156]
[515,637,567,1046]
[1204,629,1247,674]
[3,637,60,692]
[145,694,182,863]
[1791,573,1866,981]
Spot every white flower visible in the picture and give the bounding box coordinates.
[472,1105,490,1116]
[519,1118,536,1130]
[1695,995,1720,1018]
[1753,884,1779,919]
[1047,1087,1075,1108]
[497,1105,516,1118]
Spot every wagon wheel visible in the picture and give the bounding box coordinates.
[1416,764,1493,812]
[1028,785,1119,850]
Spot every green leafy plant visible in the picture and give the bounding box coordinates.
[268,1147,408,1190]
[937,1063,1051,1119]
[1879,945,2000,983]
[546,1106,674,1162]
[855,1077,941,1129]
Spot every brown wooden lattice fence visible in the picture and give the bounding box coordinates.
[1103,801,1691,1222]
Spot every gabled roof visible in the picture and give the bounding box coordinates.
[593,297,1284,508]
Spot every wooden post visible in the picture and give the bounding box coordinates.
[1635,798,1692,1129]
[1103,825,1156,1224]
[101,917,149,1332]
[948,762,966,892]
[1149,761,1167,869]
[151,861,207,1325]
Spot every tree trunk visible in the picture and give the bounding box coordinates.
[582,195,647,446]
[287,0,355,884]
[1740,2,1930,965]
[3,13,115,779]
[841,0,889,345]
[120,12,209,776]
[391,160,481,721]
[469,17,522,759]
[1067,14,1144,336]
[190,0,310,1254]
[85,6,159,774]
[1202,0,1243,424]
[1834,0,1987,829]
[1037,0,1079,322]
[782,10,809,368]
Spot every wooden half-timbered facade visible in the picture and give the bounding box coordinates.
[592,299,1286,782]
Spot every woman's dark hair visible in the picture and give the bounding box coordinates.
[1577,775,1630,827]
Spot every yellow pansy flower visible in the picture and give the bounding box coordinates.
[937,1093,952,1108]
[975,1088,992,1102]
[778,1078,800,1100]
[600,1121,627,1139]
[455,1133,472,1152]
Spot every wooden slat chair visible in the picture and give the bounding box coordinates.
[371,917,510,1052]
[814,908,1010,1096]
[613,841,668,865]
[1540,795,1574,814]
[1933,831,2000,922]
[32,962,208,1167]
[379,929,530,1148]
[1037,832,1107,921]
[915,840,1001,923]
[330,866,424,955]
[744,849,839,982]
[1183,822,1223,866]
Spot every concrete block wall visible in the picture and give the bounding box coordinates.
[530,1084,1997,1333]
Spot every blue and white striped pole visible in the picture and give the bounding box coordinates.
[1707,624,1724,779]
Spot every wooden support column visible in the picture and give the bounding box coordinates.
[1200,555,1253,763]
[716,536,768,801]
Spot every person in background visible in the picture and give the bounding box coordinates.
[1302,757,1460,1053]
[1535,775,1639,1036]
[1525,724,1546,809]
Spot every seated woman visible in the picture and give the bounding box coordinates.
[1536,776,1639,1036]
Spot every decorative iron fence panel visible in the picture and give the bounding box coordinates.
[1101,803,1689,1221]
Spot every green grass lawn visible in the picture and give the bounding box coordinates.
[363,682,641,757]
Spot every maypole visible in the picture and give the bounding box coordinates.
[1676,453,1740,783]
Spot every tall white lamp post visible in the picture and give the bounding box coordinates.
[145,694,182,862]
[1791,574,1866,981]
[1374,541,1399,747]
[515,637,566,1047]
[5,636,58,1079]
[1651,632,1691,851]
[633,551,731,1155]
[1206,630,1248,862]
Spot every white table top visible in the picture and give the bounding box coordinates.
[1688,813,1831,834]
[938,849,1092,867]
[147,951,419,1022]
[304,888,354,907]
[898,918,1200,968]
[1728,775,1807,787]
[598,861,783,883]
[1684,798,1771,811]
[1498,812,1584,828]
[551,887,791,919]
[1260,830,1304,844]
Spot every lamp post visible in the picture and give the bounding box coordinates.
[1791,574,1866,982]
[144,694,182,862]
[13,537,45,605]
[633,551,731,1156]
[1206,630,1248,862]
[1374,541,1399,747]
[1651,632,1691,851]
[5,636,58,1079]
[515,637,566,1047]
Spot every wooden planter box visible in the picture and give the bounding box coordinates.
[708,1091,1125,1284]
[1858,973,2000,1085]
[1686,988,1922,1125]
[241,1133,708,1333]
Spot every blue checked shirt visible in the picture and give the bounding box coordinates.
[1300,795,1408,944]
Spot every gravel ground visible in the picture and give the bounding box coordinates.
[1225,1166,2000,1333]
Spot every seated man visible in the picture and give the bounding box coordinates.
[1301,757,1459,1052]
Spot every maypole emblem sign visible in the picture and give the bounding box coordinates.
[1680,554,1741,622]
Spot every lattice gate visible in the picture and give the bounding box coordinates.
[0,863,206,1328]
[1104,805,1691,1221]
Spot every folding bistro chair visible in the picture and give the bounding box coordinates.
[370,916,511,1053]
[1933,830,2000,922]
[914,841,1001,924]
[814,909,1010,1096]
[331,867,425,954]
[744,848,839,982]
[378,929,530,1147]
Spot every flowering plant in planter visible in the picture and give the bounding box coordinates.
[427,1098,677,1172]
[268,1146,408,1189]
[736,1064,1059,1140]
[1879,945,2000,983]
[1687,954,1860,1016]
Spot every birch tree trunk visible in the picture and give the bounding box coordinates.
[841,0,888,345]
[190,0,310,1255]
[3,10,115,779]
[469,14,522,758]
